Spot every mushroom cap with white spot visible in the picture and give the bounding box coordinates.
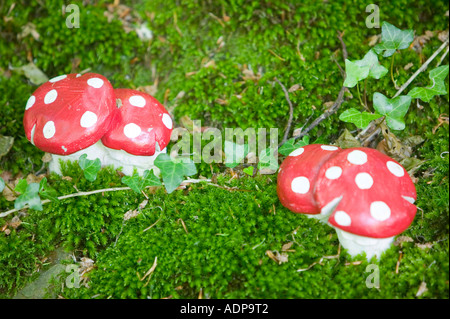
[101,89,173,156]
[23,73,115,155]
[277,144,341,214]
[315,147,417,238]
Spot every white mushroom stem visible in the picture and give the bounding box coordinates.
[334,228,395,261]
[49,141,108,175]
[103,143,166,176]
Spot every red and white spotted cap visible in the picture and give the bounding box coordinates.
[277,144,341,214]
[23,73,115,155]
[101,89,173,156]
[314,147,417,238]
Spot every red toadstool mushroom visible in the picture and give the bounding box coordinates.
[101,88,173,175]
[314,147,417,260]
[23,73,115,174]
[277,144,341,218]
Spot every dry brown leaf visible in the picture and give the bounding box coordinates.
[415,242,433,249]
[288,84,304,92]
[404,62,414,70]
[394,236,414,246]
[367,34,380,46]
[281,242,293,252]
[416,281,428,297]
[42,153,52,163]
[9,216,22,229]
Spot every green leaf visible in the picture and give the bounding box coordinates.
[39,177,59,202]
[374,22,414,57]
[154,153,197,194]
[278,136,310,156]
[122,169,162,194]
[408,65,449,102]
[339,108,383,129]
[243,166,254,176]
[78,154,102,182]
[0,177,5,192]
[343,59,370,88]
[257,147,279,171]
[373,92,412,130]
[355,50,388,79]
[14,179,28,194]
[224,141,249,168]
[14,183,43,211]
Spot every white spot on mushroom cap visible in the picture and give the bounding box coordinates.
[321,145,339,151]
[44,89,58,104]
[291,176,310,194]
[76,74,81,78]
[124,123,141,139]
[129,95,146,107]
[62,145,68,152]
[162,113,173,129]
[347,150,368,165]
[355,172,374,190]
[386,161,404,177]
[289,148,304,157]
[334,211,351,226]
[43,121,56,139]
[370,201,391,221]
[325,166,342,180]
[87,77,104,88]
[80,111,98,128]
[25,95,35,110]
[49,74,67,83]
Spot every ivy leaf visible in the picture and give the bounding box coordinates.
[257,147,279,171]
[122,170,162,194]
[78,154,101,182]
[339,108,383,129]
[355,50,388,79]
[374,22,414,57]
[14,179,28,194]
[408,65,449,102]
[343,59,370,88]
[0,177,5,192]
[278,136,310,156]
[373,92,412,130]
[224,141,249,168]
[243,166,254,176]
[154,153,197,194]
[39,177,59,202]
[14,183,43,211]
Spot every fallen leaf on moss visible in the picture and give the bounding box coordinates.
[416,281,428,297]
[0,135,14,159]
[41,153,52,163]
[393,236,414,246]
[335,129,361,149]
[10,63,48,85]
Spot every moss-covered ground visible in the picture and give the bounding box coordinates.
[0,0,448,298]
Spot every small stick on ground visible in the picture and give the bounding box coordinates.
[289,31,348,144]
[274,77,294,146]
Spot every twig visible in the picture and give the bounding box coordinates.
[142,218,161,232]
[436,44,449,67]
[0,179,211,218]
[393,37,449,98]
[290,31,348,143]
[274,77,294,145]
